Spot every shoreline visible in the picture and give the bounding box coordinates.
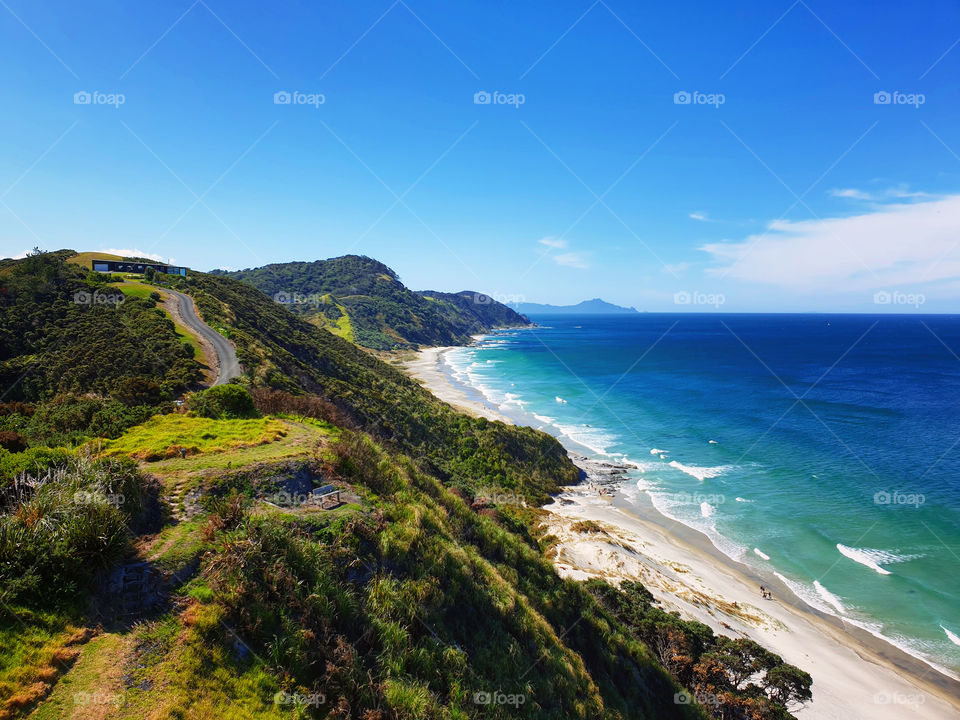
[401,344,515,423]
[401,342,960,719]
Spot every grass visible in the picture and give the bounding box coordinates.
[0,608,87,719]
[99,415,290,461]
[143,420,328,479]
[115,281,157,300]
[65,251,123,269]
[28,633,129,720]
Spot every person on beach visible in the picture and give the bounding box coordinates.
[760,585,766,597]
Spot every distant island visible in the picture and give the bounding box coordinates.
[514,298,639,315]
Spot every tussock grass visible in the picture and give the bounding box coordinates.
[100,415,289,461]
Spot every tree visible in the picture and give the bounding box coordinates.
[144,266,156,282]
[189,384,258,419]
[763,664,812,710]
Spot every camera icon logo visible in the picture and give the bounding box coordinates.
[873,290,891,305]
[474,91,492,105]
[73,290,92,305]
[673,291,691,305]
[74,91,92,105]
[873,91,891,105]
[473,691,492,705]
[473,293,492,305]
[874,491,891,505]
[274,91,292,105]
[673,91,691,105]
[674,691,692,705]
[273,291,291,303]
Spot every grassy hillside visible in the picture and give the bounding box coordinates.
[212,255,531,350]
[184,270,574,504]
[0,251,809,720]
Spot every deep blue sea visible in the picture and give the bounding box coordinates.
[445,314,960,676]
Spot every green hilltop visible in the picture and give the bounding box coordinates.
[211,255,531,350]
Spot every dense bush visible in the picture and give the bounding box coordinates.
[0,250,201,403]
[189,384,259,420]
[0,446,73,482]
[249,387,353,428]
[0,456,156,605]
[587,580,812,718]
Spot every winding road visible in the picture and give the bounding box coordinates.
[165,288,241,386]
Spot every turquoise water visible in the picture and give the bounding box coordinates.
[445,314,960,677]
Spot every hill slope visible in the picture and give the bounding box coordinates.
[212,255,531,350]
[0,251,810,720]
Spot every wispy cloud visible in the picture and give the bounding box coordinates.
[829,185,932,202]
[538,236,567,249]
[702,194,960,291]
[689,211,710,222]
[553,252,589,269]
[829,188,873,201]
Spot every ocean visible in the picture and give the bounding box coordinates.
[444,313,960,678]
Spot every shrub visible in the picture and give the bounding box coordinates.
[0,432,26,453]
[0,446,73,483]
[0,456,156,605]
[189,385,258,420]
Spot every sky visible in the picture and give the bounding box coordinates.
[2,0,960,312]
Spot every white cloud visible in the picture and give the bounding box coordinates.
[553,252,589,269]
[538,236,567,249]
[830,188,873,200]
[689,211,710,221]
[101,247,172,263]
[829,185,932,202]
[702,194,960,291]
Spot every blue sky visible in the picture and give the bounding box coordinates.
[2,0,960,311]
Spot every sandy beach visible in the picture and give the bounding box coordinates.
[402,346,514,423]
[402,345,960,720]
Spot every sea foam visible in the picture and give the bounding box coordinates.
[814,580,846,614]
[668,460,730,481]
[836,544,921,575]
[753,547,770,560]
